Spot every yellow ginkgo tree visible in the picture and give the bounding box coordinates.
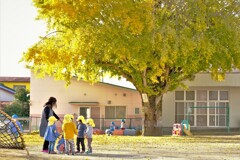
[22,0,240,136]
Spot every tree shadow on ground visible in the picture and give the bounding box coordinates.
[0,148,144,160]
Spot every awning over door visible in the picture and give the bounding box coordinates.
[68,101,99,106]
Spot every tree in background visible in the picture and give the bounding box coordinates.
[3,88,30,117]
[21,0,240,136]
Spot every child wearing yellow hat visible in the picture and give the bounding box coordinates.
[44,116,60,154]
[85,118,95,154]
[62,114,77,155]
[76,116,87,154]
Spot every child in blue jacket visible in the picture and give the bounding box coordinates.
[105,121,116,136]
[76,116,87,154]
[56,135,65,154]
[44,116,60,154]
[9,114,23,137]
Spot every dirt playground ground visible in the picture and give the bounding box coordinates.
[0,135,240,160]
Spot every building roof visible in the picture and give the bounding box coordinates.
[69,102,99,106]
[0,77,30,82]
[0,84,16,94]
[99,82,136,90]
[72,76,136,90]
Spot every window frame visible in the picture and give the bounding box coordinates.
[175,90,229,127]
[134,107,140,115]
[105,106,126,119]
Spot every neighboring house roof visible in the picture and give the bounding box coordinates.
[0,77,30,82]
[0,84,16,94]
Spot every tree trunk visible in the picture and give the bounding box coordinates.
[142,95,163,136]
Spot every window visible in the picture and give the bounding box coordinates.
[220,91,228,100]
[175,102,194,125]
[209,91,218,100]
[13,85,26,90]
[175,90,229,127]
[135,108,140,114]
[105,106,126,119]
[186,91,195,100]
[175,91,195,125]
[79,107,90,119]
[196,90,207,101]
[175,91,184,100]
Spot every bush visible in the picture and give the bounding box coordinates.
[3,102,29,117]
[3,88,29,117]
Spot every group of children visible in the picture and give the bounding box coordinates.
[9,113,126,155]
[106,119,126,136]
[44,114,95,155]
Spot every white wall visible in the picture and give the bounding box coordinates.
[162,91,175,127]
[31,72,240,129]
[30,74,142,118]
[228,87,240,128]
[185,73,240,87]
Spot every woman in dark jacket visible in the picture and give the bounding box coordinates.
[40,97,61,152]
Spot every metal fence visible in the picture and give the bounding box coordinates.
[96,118,142,131]
[17,117,143,133]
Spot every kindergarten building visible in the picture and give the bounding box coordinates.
[29,74,142,130]
[29,71,240,132]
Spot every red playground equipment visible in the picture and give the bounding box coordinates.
[172,123,182,136]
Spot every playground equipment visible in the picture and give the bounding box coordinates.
[0,110,29,155]
[172,123,182,136]
[172,120,193,136]
[181,120,193,137]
